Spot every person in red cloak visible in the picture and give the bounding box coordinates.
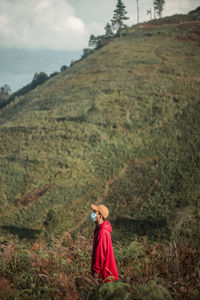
[90,203,119,283]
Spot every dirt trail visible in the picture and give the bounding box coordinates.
[138,20,200,30]
[68,214,89,233]
[14,183,55,207]
[13,157,154,232]
[104,157,153,197]
[69,157,154,233]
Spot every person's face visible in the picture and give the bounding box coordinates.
[93,210,101,221]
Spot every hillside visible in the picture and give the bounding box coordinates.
[0,12,200,299]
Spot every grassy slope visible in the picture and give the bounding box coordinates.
[0,16,200,246]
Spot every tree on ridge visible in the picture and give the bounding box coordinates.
[136,0,140,24]
[154,0,165,18]
[104,22,114,38]
[0,84,11,107]
[111,0,129,38]
[147,8,152,20]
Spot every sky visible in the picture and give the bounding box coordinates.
[0,0,199,50]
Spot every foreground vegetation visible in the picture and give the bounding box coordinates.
[0,235,199,299]
[0,9,200,299]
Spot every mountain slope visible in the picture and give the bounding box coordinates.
[0,16,200,245]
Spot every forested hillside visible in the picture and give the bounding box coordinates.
[0,10,200,299]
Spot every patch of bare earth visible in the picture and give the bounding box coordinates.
[14,183,55,207]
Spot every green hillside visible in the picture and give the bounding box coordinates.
[0,11,200,299]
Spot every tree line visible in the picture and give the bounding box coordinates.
[87,0,129,50]
[87,0,166,50]
[0,0,166,108]
[0,68,68,109]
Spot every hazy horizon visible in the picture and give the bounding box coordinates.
[0,48,82,92]
[0,0,199,92]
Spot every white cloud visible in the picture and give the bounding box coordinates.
[125,0,199,24]
[163,0,199,16]
[86,22,106,36]
[0,0,199,50]
[0,0,89,50]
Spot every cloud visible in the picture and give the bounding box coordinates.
[163,0,199,16]
[86,22,105,36]
[0,0,199,50]
[125,0,199,24]
[0,0,89,50]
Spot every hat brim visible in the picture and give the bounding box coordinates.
[91,204,98,211]
[91,204,109,219]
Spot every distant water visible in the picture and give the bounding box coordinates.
[0,73,34,92]
[0,48,82,93]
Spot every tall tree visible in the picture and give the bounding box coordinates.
[111,0,129,38]
[88,34,105,49]
[88,34,97,48]
[104,22,113,38]
[153,0,156,19]
[154,0,165,18]
[147,8,152,20]
[0,84,11,107]
[32,72,48,87]
[1,84,11,95]
[136,0,139,24]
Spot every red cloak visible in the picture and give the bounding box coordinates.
[91,220,118,282]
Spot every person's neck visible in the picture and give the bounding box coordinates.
[96,219,104,226]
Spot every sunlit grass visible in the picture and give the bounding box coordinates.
[0,10,200,298]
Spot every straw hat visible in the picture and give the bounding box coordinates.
[91,204,109,219]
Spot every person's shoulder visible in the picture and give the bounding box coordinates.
[99,220,112,233]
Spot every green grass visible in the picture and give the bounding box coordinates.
[0,14,200,245]
[0,11,200,298]
[0,12,200,246]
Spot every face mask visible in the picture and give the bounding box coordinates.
[90,212,97,222]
